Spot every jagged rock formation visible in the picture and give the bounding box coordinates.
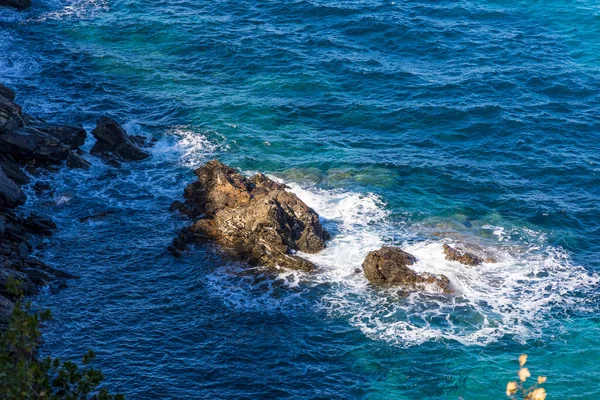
[0,84,90,170]
[171,160,330,271]
[90,116,151,167]
[0,83,85,329]
[362,246,453,294]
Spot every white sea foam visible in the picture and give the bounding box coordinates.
[205,177,600,347]
[160,126,223,168]
[35,0,108,21]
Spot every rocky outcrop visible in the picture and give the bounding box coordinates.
[0,0,32,10]
[0,84,89,170]
[171,160,330,271]
[91,117,151,166]
[442,244,483,266]
[0,85,85,332]
[31,123,87,150]
[362,246,452,293]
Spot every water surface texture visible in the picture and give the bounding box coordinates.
[2,0,600,398]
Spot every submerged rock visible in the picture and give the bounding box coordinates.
[442,244,483,266]
[79,210,116,223]
[174,160,330,271]
[0,0,31,10]
[91,116,151,163]
[362,246,452,293]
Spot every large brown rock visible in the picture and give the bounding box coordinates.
[362,246,452,293]
[442,244,483,266]
[175,160,330,271]
[91,116,150,164]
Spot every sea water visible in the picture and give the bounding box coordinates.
[1,0,600,398]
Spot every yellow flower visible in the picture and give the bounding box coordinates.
[530,388,547,400]
[518,367,531,382]
[506,381,517,396]
[537,376,547,384]
[519,354,528,367]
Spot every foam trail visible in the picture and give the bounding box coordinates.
[206,178,600,347]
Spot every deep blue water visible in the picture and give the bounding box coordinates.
[2,0,600,398]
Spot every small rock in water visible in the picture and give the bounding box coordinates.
[362,246,453,294]
[90,116,151,164]
[442,244,483,266]
[50,280,68,295]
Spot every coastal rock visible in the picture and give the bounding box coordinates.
[0,126,72,164]
[91,117,151,163]
[175,160,330,271]
[0,168,26,209]
[66,151,91,169]
[0,84,16,101]
[362,246,452,293]
[30,123,87,150]
[0,154,30,185]
[0,0,31,9]
[0,90,24,133]
[22,213,56,236]
[442,244,483,266]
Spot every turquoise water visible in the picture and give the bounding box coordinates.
[2,0,600,398]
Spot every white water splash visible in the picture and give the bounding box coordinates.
[161,126,224,168]
[205,178,600,347]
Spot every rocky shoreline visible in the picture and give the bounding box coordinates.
[0,83,151,330]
